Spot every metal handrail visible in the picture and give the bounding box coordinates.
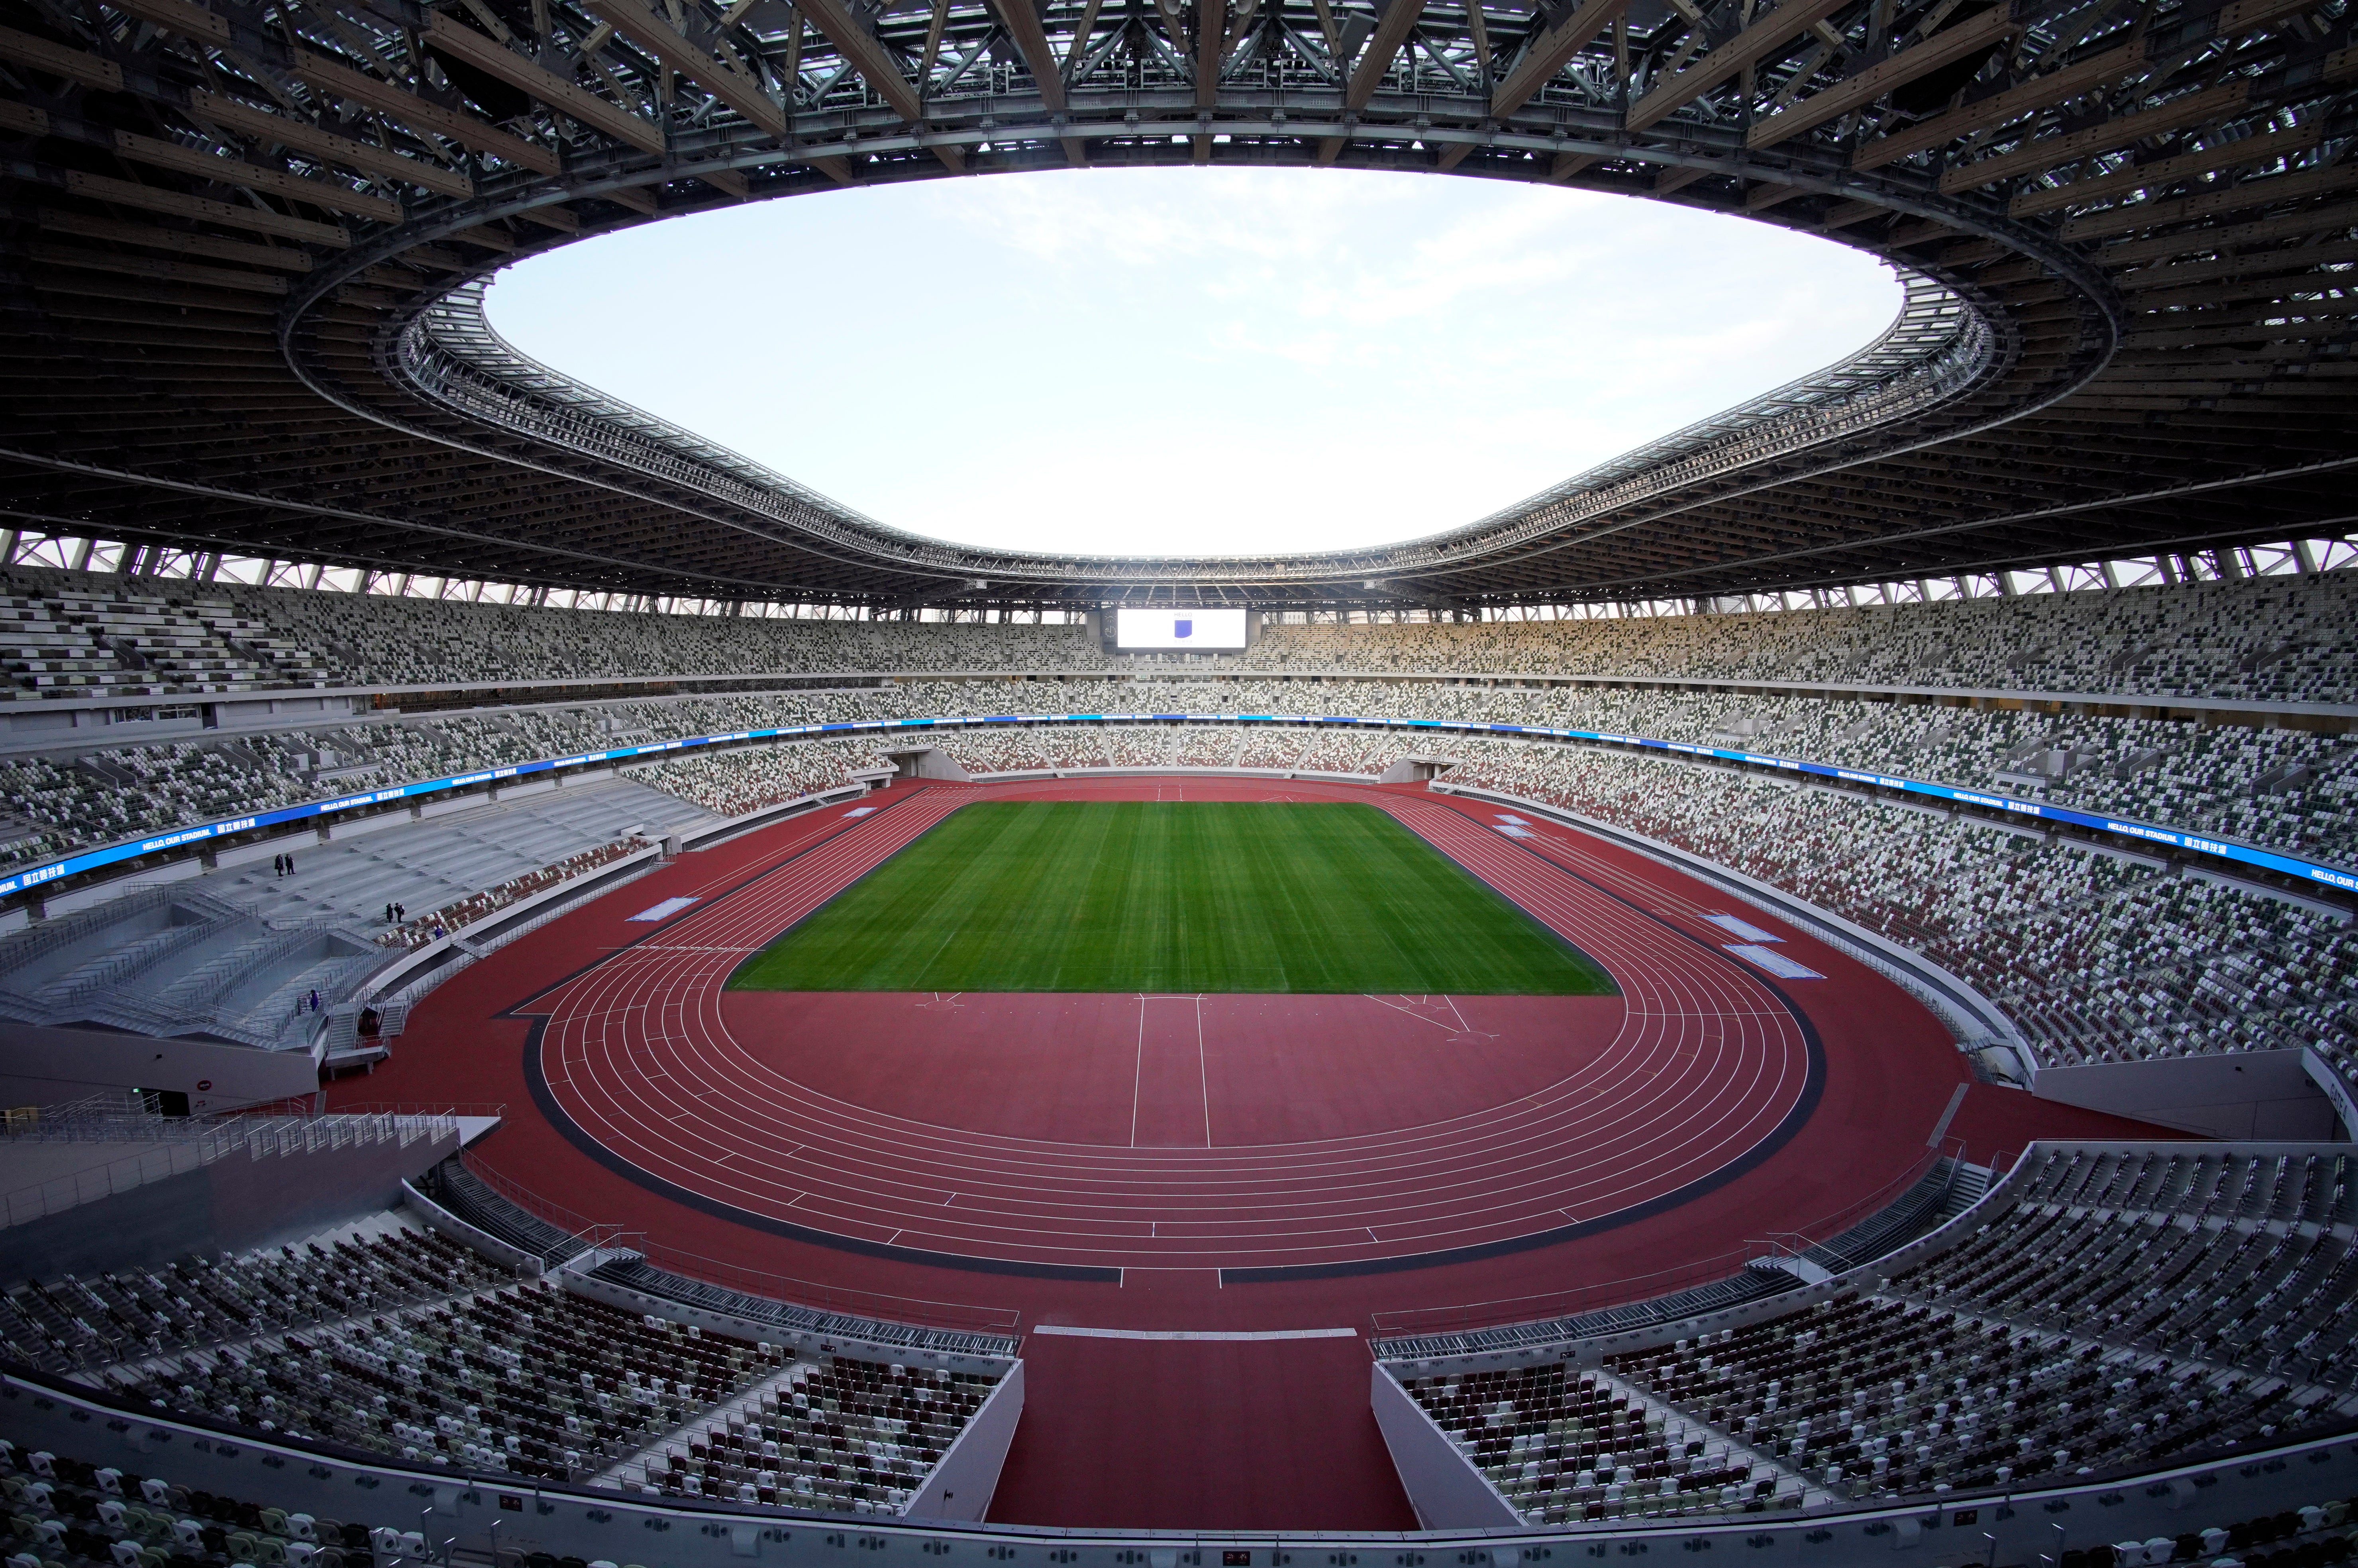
[451,1150,1019,1337]
[333,1100,510,1119]
[1368,1141,1956,1340]
[610,1232,1024,1335]
[452,1147,616,1250]
[0,1109,459,1229]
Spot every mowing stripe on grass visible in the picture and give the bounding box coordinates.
[728,801,1615,995]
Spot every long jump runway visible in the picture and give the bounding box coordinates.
[517,777,1820,1278]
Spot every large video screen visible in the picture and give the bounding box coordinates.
[1115,608,1249,650]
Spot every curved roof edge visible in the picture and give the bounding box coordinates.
[394,268,1997,591]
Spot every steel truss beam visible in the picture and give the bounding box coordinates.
[0,0,2352,610]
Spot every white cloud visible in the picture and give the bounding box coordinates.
[486,166,1900,557]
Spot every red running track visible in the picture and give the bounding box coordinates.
[524,777,1819,1276]
[340,775,2178,1529]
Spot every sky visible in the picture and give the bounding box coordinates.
[486,166,1902,559]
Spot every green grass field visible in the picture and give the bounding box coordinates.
[728,801,1615,995]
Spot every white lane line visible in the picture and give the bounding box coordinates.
[1196,995,1211,1149]
[1031,1325,1358,1341]
[1130,997,1146,1149]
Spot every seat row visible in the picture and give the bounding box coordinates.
[645,1359,1000,1515]
[1399,1364,1800,1525]
[8,562,2353,703]
[0,1225,513,1374]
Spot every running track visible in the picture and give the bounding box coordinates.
[346,775,2179,1530]
[523,777,1826,1277]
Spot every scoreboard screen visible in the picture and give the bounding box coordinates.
[1116,608,1249,650]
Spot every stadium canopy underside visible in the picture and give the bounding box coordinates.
[0,0,2354,613]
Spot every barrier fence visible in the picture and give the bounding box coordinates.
[0,1107,459,1230]
[620,1236,1025,1334]
[445,1150,1018,1335]
[1367,1142,1957,1341]
[4,710,2352,908]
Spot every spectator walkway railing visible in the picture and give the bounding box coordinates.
[0,1108,459,1230]
[413,1151,1021,1358]
[6,711,2349,916]
[1368,1146,1962,1357]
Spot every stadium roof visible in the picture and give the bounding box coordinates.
[2,0,2354,612]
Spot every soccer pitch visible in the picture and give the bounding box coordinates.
[728,800,1615,994]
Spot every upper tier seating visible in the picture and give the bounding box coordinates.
[6,673,2349,869]
[0,563,2350,701]
[1235,575,2358,702]
[0,567,1102,690]
[0,591,326,701]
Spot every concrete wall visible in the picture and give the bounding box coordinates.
[1370,1362,1522,1530]
[888,748,970,782]
[902,1362,1024,1522]
[2033,1048,2339,1140]
[0,1021,318,1114]
[1378,755,1463,785]
[2303,1050,2358,1138]
[318,810,408,844]
[43,859,203,917]
[0,1123,456,1283]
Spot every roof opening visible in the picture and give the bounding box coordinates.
[487,166,1903,559]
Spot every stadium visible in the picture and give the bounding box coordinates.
[4,0,2358,1557]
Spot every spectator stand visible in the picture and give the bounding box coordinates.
[4,701,2358,1111]
[1427,776,2037,1081]
[9,1329,2358,1565]
[405,1154,1021,1364]
[0,1107,465,1280]
[5,677,2353,928]
[1372,1143,2358,1533]
[1,1139,1024,1520]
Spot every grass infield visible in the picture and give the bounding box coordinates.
[728,800,1615,995]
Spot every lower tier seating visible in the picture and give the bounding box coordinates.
[118,1283,786,1482]
[1391,1146,2358,1525]
[1,1191,1015,1520]
[1399,1364,1801,1523]
[0,1218,513,1375]
[643,1358,1000,1515]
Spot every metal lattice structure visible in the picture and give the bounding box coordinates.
[0,0,2352,610]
